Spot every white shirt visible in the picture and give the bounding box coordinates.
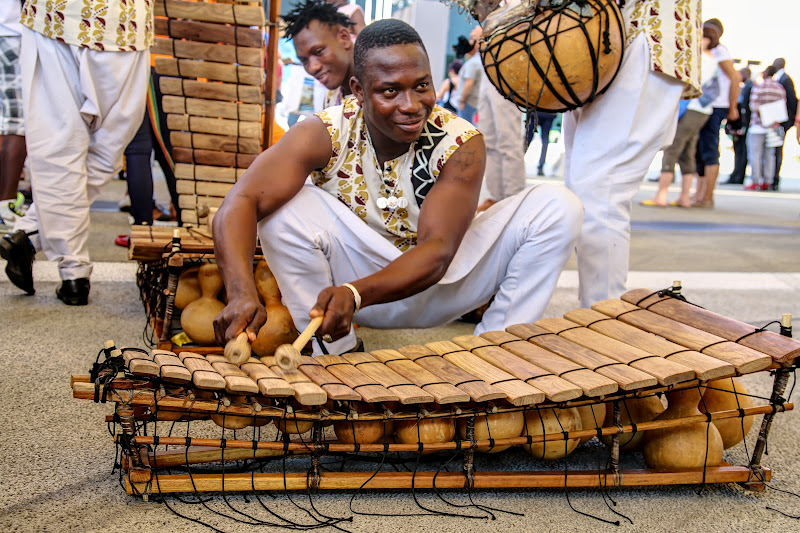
[710,44,732,109]
[0,0,24,37]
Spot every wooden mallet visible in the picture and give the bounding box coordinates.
[224,332,251,366]
[274,316,323,371]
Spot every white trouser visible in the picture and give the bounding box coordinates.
[478,71,526,202]
[259,183,582,355]
[15,28,149,280]
[563,34,683,308]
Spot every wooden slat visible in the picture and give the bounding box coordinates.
[153,37,264,67]
[480,330,618,397]
[591,299,773,375]
[370,349,470,404]
[160,77,263,104]
[171,132,261,154]
[424,340,544,406]
[451,335,582,402]
[172,147,257,169]
[206,355,259,395]
[175,163,247,182]
[154,18,264,48]
[341,353,434,404]
[155,0,266,26]
[162,96,262,122]
[179,194,223,210]
[622,288,800,364]
[535,318,696,386]
[239,359,294,397]
[315,355,399,404]
[152,350,192,383]
[178,352,225,390]
[296,356,360,401]
[563,308,735,381]
[397,345,506,403]
[176,179,233,198]
[259,357,327,406]
[506,324,658,391]
[167,114,261,138]
[122,348,159,377]
[156,57,263,86]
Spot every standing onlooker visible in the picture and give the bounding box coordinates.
[562,0,701,308]
[435,59,462,114]
[450,27,482,124]
[476,21,526,212]
[0,0,152,304]
[744,66,786,191]
[525,111,557,176]
[0,0,26,231]
[327,0,366,36]
[725,67,752,185]
[692,18,739,208]
[771,58,797,190]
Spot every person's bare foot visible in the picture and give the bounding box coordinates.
[476,199,497,212]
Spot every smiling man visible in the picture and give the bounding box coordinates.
[212,19,582,355]
[284,0,356,109]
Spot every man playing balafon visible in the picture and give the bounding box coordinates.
[213,20,582,355]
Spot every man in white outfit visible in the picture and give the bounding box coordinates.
[212,20,582,355]
[0,0,152,305]
[562,0,701,308]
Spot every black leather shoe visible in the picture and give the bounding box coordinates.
[0,229,35,295]
[56,278,90,306]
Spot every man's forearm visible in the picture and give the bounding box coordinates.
[213,194,261,300]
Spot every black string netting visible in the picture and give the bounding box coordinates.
[480,0,624,113]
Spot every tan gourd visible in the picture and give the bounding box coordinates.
[395,418,456,448]
[576,402,607,445]
[180,263,225,345]
[642,387,724,469]
[174,266,201,310]
[251,261,298,357]
[700,378,755,449]
[210,395,256,429]
[274,416,314,435]
[600,395,665,451]
[334,420,390,444]
[522,407,582,460]
[457,411,525,453]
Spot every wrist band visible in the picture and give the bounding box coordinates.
[341,283,361,313]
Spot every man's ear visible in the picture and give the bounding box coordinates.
[337,26,353,49]
[350,75,364,105]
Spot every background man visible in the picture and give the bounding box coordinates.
[212,19,581,354]
[771,57,797,190]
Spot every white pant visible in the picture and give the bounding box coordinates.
[259,183,582,354]
[15,28,149,280]
[478,71,526,202]
[563,34,683,308]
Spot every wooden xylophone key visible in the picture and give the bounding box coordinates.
[480,331,618,397]
[535,318,696,386]
[397,345,505,403]
[424,340,544,406]
[315,355,400,404]
[206,355,259,395]
[121,348,159,378]
[622,288,800,364]
[370,349,470,404]
[259,356,327,406]
[151,350,192,384]
[592,299,773,375]
[239,358,294,397]
[451,335,582,402]
[507,324,659,391]
[296,356,360,402]
[341,353,434,404]
[563,308,736,381]
[178,352,226,390]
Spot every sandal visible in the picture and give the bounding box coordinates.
[668,201,691,208]
[639,199,666,207]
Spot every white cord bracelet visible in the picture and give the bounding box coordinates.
[341,283,361,313]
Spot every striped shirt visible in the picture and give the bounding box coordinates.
[749,78,786,130]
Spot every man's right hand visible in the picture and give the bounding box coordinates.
[213,296,267,347]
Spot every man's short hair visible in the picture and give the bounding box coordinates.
[283,0,354,40]
[353,19,427,81]
[773,58,786,71]
[764,65,777,79]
